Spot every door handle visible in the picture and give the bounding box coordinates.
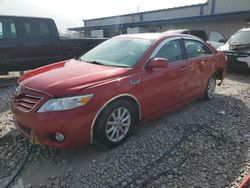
[180,66,187,71]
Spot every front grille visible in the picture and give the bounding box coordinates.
[14,94,42,112]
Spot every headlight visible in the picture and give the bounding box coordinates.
[37,94,93,113]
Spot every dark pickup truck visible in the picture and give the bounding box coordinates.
[0,16,106,71]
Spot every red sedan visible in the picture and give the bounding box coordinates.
[10,33,227,148]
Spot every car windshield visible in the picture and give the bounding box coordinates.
[229,30,250,45]
[80,38,154,68]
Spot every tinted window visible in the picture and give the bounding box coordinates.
[0,19,17,39]
[155,40,183,63]
[184,40,212,59]
[23,20,50,38]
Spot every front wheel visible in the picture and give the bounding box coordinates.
[94,99,136,148]
[203,77,216,100]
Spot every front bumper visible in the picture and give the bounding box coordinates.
[10,86,96,149]
[225,53,250,70]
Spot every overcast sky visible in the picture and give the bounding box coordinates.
[0,0,206,33]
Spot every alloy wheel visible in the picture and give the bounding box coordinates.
[105,107,131,143]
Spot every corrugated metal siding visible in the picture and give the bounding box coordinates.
[142,6,201,21]
[215,0,250,14]
[85,0,250,28]
[160,18,246,39]
[202,1,213,15]
[85,15,140,27]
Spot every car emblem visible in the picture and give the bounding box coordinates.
[14,85,22,96]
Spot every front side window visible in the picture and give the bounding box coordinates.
[184,40,212,59]
[154,40,184,63]
[0,19,17,39]
[80,38,154,68]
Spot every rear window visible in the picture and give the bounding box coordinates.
[23,20,50,38]
[0,19,17,39]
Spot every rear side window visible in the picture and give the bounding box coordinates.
[184,40,213,59]
[155,40,184,63]
[0,19,17,39]
[23,20,50,38]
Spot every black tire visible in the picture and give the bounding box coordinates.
[94,99,136,148]
[203,77,216,100]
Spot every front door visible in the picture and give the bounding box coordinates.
[142,38,187,117]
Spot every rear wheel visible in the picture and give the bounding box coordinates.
[95,99,136,148]
[203,77,216,100]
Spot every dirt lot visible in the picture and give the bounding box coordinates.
[0,72,249,188]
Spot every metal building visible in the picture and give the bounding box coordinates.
[69,0,250,40]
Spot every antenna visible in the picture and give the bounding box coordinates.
[137,7,140,13]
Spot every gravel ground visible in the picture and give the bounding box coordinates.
[0,72,249,188]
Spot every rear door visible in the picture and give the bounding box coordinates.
[0,17,19,71]
[182,38,214,101]
[142,38,188,117]
[17,18,62,70]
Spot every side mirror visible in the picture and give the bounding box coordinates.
[218,39,226,44]
[147,58,169,69]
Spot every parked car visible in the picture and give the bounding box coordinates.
[164,29,226,48]
[218,27,250,71]
[10,33,227,149]
[0,15,106,72]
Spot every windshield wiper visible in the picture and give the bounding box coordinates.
[88,60,105,65]
[80,59,105,66]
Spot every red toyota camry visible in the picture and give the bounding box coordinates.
[10,33,227,148]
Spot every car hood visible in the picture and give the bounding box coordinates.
[218,43,250,53]
[20,59,128,96]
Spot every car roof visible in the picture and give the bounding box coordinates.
[115,33,200,41]
[164,29,205,33]
[241,27,250,32]
[0,15,52,20]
